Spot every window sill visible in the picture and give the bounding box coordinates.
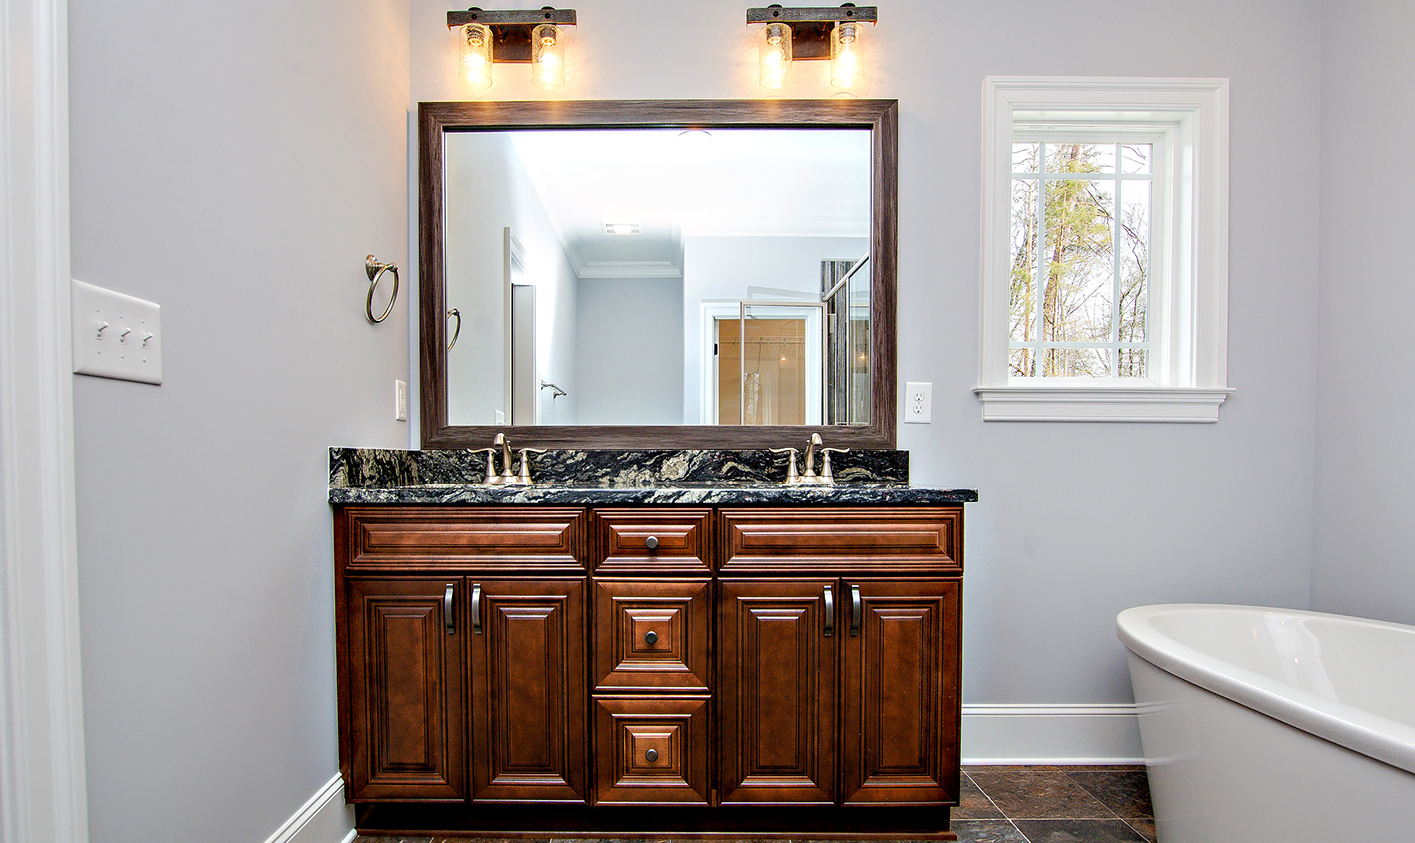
[974,385,1235,422]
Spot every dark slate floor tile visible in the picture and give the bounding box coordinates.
[951,820,1030,843]
[1123,817,1157,843]
[968,771,1114,820]
[1012,819,1148,843]
[1064,771,1153,819]
[954,772,1006,819]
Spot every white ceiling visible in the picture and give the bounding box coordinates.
[508,128,872,278]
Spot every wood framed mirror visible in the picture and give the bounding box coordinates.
[419,99,897,448]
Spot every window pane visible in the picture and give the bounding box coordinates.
[1121,143,1152,174]
[1009,347,1035,377]
[1043,179,1114,346]
[1042,347,1111,377]
[1118,179,1150,355]
[1010,178,1039,341]
[1012,142,1039,173]
[1045,142,1114,174]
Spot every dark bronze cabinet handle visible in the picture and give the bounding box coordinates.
[823,584,834,637]
[644,630,658,645]
[645,536,659,550]
[645,749,658,762]
[444,583,455,635]
[471,583,482,635]
[849,584,862,637]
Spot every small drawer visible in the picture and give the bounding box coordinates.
[592,579,710,692]
[341,507,587,571]
[591,508,712,574]
[593,696,710,806]
[718,507,962,575]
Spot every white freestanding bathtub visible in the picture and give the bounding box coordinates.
[1117,604,1415,843]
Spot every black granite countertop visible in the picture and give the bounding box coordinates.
[328,447,978,507]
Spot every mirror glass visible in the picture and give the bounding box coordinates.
[442,127,872,428]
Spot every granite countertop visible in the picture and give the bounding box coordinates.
[328,447,979,506]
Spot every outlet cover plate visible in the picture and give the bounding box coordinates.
[905,381,932,424]
[72,279,162,384]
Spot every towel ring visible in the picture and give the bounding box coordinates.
[446,308,461,351]
[365,255,399,323]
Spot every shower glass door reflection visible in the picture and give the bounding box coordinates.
[715,303,823,426]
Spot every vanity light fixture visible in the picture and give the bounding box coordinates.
[447,7,576,91]
[747,4,877,91]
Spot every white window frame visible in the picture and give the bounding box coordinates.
[977,77,1234,422]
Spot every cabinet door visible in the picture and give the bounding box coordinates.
[345,578,465,801]
[469,578,587,803]
[840,579,959,805]
[718,579,837,805]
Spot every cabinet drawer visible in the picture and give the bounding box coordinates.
[340,507,587,571]
[719,508,961,575]
[592,696,710,805]
[592,579,711,692]
[591,508,712,574]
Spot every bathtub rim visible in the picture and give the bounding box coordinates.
[1117,603,1415,776]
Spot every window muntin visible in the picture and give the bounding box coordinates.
[1008,136,1159,380]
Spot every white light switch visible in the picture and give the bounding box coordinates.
[71,280,162,385]
[395,379,408,421]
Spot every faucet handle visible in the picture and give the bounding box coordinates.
[514,447,548,485]
[769,447,801,484]
[820,447,850,485]
[474,447,500,484]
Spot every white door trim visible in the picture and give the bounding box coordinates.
[0,0,89,841]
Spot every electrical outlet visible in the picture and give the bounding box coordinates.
[71,279,162,385]
[905,381,932,424]
[394,379,408,421]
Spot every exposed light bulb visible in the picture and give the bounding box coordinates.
[531,23,565,91]
[460,23,493,90]
[759,22,792,90]
[831,21,860,90]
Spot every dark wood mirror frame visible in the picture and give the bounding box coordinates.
[419,99,897,449]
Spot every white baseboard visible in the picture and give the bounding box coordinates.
[961,703,1144,765]
[262,774,356,843]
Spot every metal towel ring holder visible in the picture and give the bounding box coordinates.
[365,255,399,323]
[446,308,461,350]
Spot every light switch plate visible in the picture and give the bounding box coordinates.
[71,279,162,384]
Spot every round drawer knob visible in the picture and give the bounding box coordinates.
[644,630,658,645]
[645,749,659,762]
[645,536,659,550]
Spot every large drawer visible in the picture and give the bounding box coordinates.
[592,695,710,806]
[338,506,587,571]
[592,578,711,693]
[718,507,961,575]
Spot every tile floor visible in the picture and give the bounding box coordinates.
[353,765,1155,843]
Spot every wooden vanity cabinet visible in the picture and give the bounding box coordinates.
[335,503,963,831]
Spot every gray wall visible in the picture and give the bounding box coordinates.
[68,1,409,841]
[1311,1,1415,625]
[576,278,684,425]
[414,0,1324,708]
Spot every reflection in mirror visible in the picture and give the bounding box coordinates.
[442,128,872,428]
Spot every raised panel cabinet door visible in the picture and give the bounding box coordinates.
[469,578,587,803]
[840,579,960,805]
[718,578,837,805]
[345,578,466,801]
